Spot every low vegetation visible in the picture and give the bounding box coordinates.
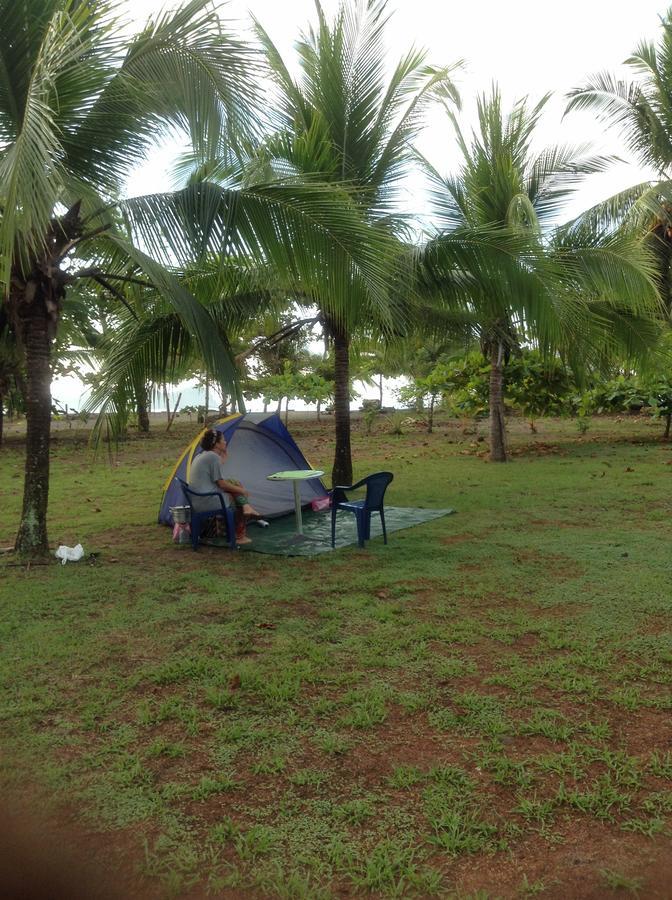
[1,413,671,897]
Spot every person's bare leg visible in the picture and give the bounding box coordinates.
[235,509,252,544]
[242,503,260,517]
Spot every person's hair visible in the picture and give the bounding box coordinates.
[200,429,223,452]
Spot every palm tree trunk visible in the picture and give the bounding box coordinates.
[15,288,52,556]
[378,375,384,408]
[489,342,507,462]
[665,412,671,440]
[0,393,4,448]
[136,381,150,433]
[204,376,210,424]
[331,324,353,486]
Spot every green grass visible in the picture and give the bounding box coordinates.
[2,412,672,897]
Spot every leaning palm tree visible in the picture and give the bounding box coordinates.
[188,0,461,484]
[421,88,663,461]
[0,0,398,557]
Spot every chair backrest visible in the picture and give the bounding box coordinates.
[364,472,394,510]
[177,477,194,509]
[177,477,231,510]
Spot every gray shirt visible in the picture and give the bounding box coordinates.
[188,450,231,512]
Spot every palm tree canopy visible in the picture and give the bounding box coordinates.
[252,0,461,214]
[565,8,672,311]
[0,0,257,282]
[566,7,672,178]
[428,87,613,233]
[420,88,663,369]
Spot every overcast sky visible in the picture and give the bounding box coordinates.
[125,0,668,219]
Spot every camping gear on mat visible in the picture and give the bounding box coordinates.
[159,413,329,529]
[331,472,394,548]
[169,505,191,544]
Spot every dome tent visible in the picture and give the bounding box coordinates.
[159,412,329,526]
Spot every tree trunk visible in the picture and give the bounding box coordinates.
[204,376,210,424]
[316,399,321,423]
[284,396,289,427]
[665,412,671,440]
[378,375,384,408]
[15,290,52,556]
[0,393,4,447]
[428,394,435,434]
[163,383,171,425]
[489,342,507,462]
[136,381,150,434]
[166,392,181,432]
[331,324,353,486]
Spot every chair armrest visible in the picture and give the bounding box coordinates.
[334,477,368,491]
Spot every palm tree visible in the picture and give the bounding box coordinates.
[566,6,672,309]
[420,88,662,461]
[243,0,461,484]
[1,0,397,557]
[0,0,263,555]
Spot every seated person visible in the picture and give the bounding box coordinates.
[189,429,259,545]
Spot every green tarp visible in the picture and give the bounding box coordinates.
[200,506,455,556]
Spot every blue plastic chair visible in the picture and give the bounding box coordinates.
[331,472,394,548]
[177,478,237,550]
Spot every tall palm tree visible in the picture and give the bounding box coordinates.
[0,0,397,557]
[242,0,461,484]
[421,89,662,461]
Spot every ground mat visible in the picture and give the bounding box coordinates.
[226,506,456,556]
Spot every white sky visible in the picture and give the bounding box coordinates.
[125,0,667,219]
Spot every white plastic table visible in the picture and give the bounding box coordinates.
[267,469,325,540]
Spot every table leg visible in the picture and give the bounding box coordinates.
[293,480,303,535]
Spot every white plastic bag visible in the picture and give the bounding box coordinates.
[54,543,84,565]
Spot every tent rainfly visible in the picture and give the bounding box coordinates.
[159,412,329,526]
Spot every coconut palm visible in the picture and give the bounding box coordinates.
[421,88,662,461]
[192,0,462,484]
[1,0,398,557]
[566,6,672,309]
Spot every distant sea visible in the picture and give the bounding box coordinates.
[50,375,408,414]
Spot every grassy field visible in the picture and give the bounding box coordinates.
[1,412,672,898]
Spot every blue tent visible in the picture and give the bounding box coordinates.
[159,412,329,526]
